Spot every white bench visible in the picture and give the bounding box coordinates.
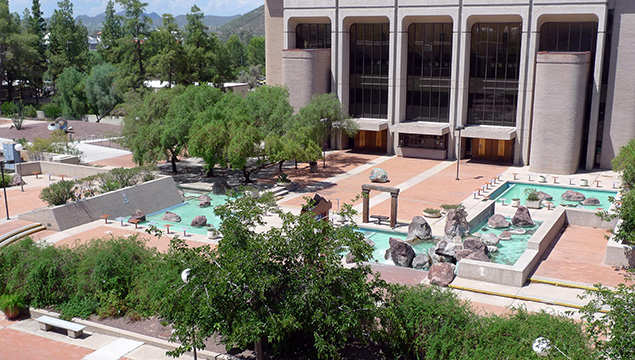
[36,315,86,338]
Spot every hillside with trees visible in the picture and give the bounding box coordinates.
[216,5,264,43]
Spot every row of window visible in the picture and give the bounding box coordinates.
[295,22,597,126]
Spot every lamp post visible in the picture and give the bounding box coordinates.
[455,125,465,181]
[320,118,329,168]
[14,144,23,192]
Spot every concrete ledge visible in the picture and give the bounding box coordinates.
[19,176,184,231]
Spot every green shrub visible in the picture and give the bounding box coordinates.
[377,285,476,359]
[0,174,12,187]
[39,180,77,206]
[0,293,25,311]
[468,308,597,359]
[441,204,464,211]
[23,105,37,118]
[1,101,18,116]
[58,296,99,320]
[525,187,540,202]
[42,103,62,118]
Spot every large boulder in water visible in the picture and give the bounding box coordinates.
[406,216,433,242]
[129,209,145,223]
[369,168,389,183]
[199,200,211,208]
[161,211,181,222]
[190,215,208,227]
[463,237,489,255]
[487,214,510,229]
[196,194,211,202]
[582,197,600,206]
[512,205,535,227]
[412,253,431,269]
[444,208,470,238]
[481,233,500,246]
[212,180,230,195]
[428,263,456,287]
[388,237,415,267]
[536,191,553,201]
[562,190,585,201]
[435,239,463,258]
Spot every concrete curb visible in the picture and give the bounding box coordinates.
[30,308,239,360]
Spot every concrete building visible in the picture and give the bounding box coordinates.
[265,0,635,174]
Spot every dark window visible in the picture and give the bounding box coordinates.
[406,23,453,123]
[539,22,597,52]
[296,23,332,49]
[468,23,522,127]
[398,133,447,149]
[349,23,389,119]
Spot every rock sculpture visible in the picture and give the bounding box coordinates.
[191,215,207,227]
[161,211,181,222]
[444,208,470,238]
[562,190,585,201]
[388,237,415,267]
[487,214,510,229]
[369,168,389,183]
[512,205,535,227]
[406,216,433,242]
[129,209,146,223]
[428,263,456,287]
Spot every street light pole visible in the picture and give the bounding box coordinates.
[455,125,465,181]
[320,118,328,168]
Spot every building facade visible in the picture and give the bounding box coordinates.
[265,0,635,174]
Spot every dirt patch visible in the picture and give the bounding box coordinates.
[0,120,121,142]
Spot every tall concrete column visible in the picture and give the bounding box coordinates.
[282,49,332,111]
[265,0,284,86]
[530,52,591,174]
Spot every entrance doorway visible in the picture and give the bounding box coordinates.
[469,138,514,162]
[354,129,388,153]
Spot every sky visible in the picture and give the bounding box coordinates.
[9,0,263,18]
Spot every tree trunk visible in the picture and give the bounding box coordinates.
[206,166,215,177]
[243,168,252,183]
[170,150,178,173]
[278,161,284,172]
[254,340,264,360]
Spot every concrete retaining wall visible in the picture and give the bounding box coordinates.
[19,176,183,231]
[457,207,567,287]
[604,220,635,268]
[457,206,623,285]
[22,151,80,164]
[14,161,110,178]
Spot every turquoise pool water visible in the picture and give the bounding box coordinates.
[358,228,436,265]
[490,182,617,209]
[144,193,228,235]
[470,216,542,266]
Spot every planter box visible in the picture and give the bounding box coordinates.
[511,199,521,207]
[526,200,541,209]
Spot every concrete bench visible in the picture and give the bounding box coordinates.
[37,315,85,338]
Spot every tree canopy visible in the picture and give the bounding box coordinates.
[161,192,383,359]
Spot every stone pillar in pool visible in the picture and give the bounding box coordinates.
[529,52,591,175]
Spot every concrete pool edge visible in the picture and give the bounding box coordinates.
[457,207,619,287]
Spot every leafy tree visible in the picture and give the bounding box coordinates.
[161,193,383,359]
[160,85,223,172]
[147,14,185,87]
[56,66,87,119]
[225,34,245,69]
[183,5,232,87]
[98,0,123,64]
[116,0,151,89]
[0,1,33,101]
[581,273,635,360]
[85,63,122,121]
[188,108,229,177]
[246,36,265,67]
[46,0,89,82]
